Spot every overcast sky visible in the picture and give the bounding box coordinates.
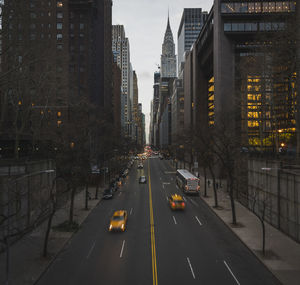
[112,0,214,142]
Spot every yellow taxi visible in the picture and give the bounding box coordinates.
[109,210,128,232]
[168,194,185,210]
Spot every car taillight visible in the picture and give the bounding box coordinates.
[182,202,185,207]
[172,202,175,207]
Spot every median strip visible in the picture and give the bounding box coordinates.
[148,160,158,285]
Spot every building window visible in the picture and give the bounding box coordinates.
[80,23,84,30]
[57,23,62,29]
[57,33,62,40]
[57,12,63,19]
[57,1,63,8]
[30,12,37,19]
[57,44,63,50]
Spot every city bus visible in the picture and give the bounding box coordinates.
[176,169,200,195]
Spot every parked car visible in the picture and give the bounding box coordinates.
[102,188,113,200]
[139,176,147,184]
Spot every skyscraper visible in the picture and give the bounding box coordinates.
[112,25,131,134]
[177,8,208,73]
[161,15,177,78]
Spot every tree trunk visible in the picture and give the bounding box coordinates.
[95,182,99,200]
[203,167,207,197]
[208,164,218,208]
[228,177,237,224]
[85,183,89,210]
[43,209,54,258]
[69,186,76,225]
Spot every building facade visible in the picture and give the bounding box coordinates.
[0,0,113,157]
[177,8,208,73]
[112,25,131,135]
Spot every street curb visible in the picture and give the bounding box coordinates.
[33,197,102,285]
[199,195,283,285]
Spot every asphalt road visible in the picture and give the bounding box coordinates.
[36,157,280,285]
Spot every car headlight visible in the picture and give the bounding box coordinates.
[109,225,113,230]
[121,224,124,229]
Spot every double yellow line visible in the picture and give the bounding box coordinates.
[148,160,158,285]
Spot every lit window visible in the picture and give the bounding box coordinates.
[57,12,63,19]
[57,120,62,127]
[57,33,62,40]
[57,1,63,7]
[57,23,63,29]
[57,111,61,117]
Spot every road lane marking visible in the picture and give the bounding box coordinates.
[172,216,177,225]
[162,184,165,189]
[195,216,202,226]
[160,177,162,180]
[189,198,199,207]
[166,196,168,201]
[165,171,176,174]
[176,185,179,190]
[182,196,187,202]
[186,257,196,279]
[86,241,96,259]
[223,261,240,285]
[162,182,170,185]
[118,192,122,196]
[171,178,173,181]
[148,160,158,285]
[120,240,125,258]
[130,208,133,215]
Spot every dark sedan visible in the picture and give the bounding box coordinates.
[102,188,113,199]
[139,176,147,184]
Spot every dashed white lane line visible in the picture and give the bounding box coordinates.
[223,261,240,285]
[195,216,202,226]
[186,257,196,279]
[189,198,199,207]
[120,240,125,258]
[130,208,133,215]
[176,185,179,190]
[172,216,177,225]
[182,196,187,202]
[118,192,122,196]
[166,196,168,201]
[86,241,96,259]
[162,184,165,189]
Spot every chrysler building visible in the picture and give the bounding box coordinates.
[161,15,177,78]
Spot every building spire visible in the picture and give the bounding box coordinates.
[167,7,170,28]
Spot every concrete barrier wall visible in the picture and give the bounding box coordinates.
[0,160,56,250]
[248,158,300,242]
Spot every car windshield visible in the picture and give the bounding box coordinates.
[112,215,124,221]
[104,189,112,194]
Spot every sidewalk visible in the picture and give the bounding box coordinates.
[200,180,300,285]
[0,186,103,285]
